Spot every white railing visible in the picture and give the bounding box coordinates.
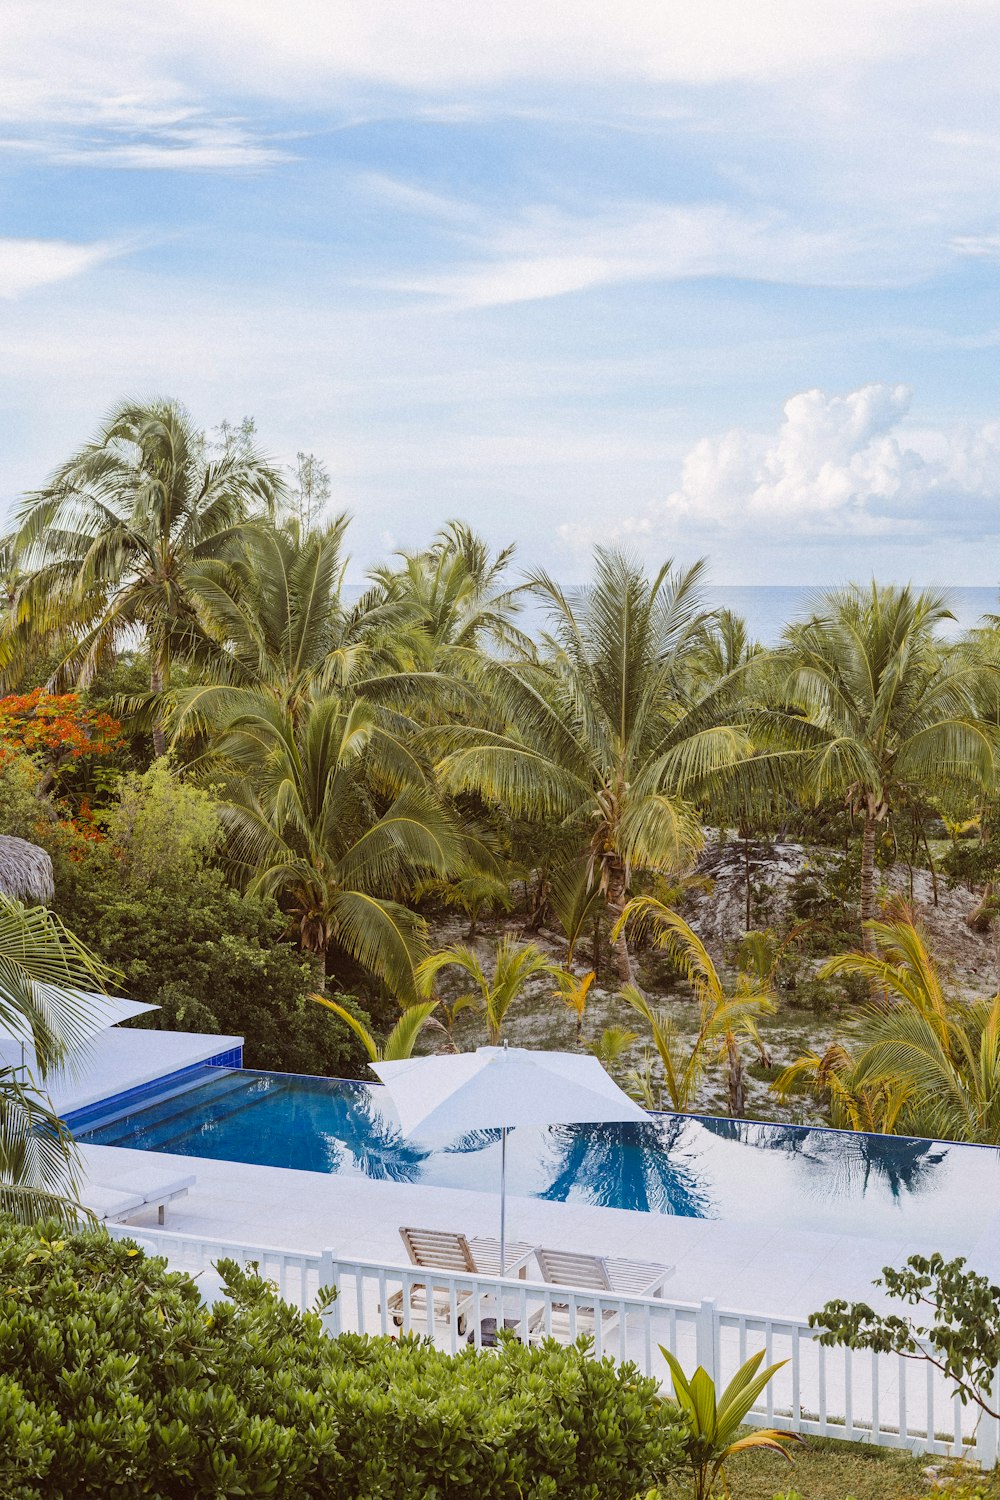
[105,1223,999,1466]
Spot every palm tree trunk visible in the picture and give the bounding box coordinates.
[606,858,633,985]
[860,812,878,953]
[150,658,167,759]
[726,1035,745,1116]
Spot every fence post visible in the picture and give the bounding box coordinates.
[975,1374,1000,1469]
[319,1248,341,1336]
[696,1299,718,1383]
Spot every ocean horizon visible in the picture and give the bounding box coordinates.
[344,582,1000,648]
[703,585,999,646]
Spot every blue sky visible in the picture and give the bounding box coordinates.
[4,1,1000,584]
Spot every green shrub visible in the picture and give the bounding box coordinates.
[52,851,370,1078]
[0,1219,684,1500]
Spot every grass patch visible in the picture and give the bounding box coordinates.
[661,1436,936,1499]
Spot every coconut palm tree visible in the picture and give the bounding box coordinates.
[614,898,776,1115]
[7,399,283,755]
[759,584,997,952]
[212,690,466,999]
[368,521,533,668]
[432,549,752,983]
[416,935,562,1045]
[0,894,112,1222]
[173,515,423,718]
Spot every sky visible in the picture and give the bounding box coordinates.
[3,1,1000,584]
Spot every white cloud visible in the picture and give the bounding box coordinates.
[0,238,124,299]
[559,385,1000,553]
[118,1,1000,92]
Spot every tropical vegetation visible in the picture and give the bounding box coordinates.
[9,398,1000,1155]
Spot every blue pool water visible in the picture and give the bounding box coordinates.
[69,1065,1000,1248]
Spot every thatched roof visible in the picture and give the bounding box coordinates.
[0,836,55,903]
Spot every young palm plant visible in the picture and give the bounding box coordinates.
[312,995,442,1067]
[6,399,282,754]
[416,935,562,1045]
[662,1346,802,1500]
[758,584,997,952]
[552,968,596,1041]
[614,898,776,1115]
[432,548,754,984]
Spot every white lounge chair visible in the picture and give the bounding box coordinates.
[526,1247,673,1340]
[386,1227,534,1330]
[80,1167,196,1225]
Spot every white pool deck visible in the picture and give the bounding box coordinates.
[75,1137,1000,1320]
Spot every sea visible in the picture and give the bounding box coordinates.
[345,583,1000,648]
[701,585,999,646]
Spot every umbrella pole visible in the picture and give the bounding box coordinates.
[499,1125,507,1275]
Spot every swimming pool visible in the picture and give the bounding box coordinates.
[68,1064,1000,1248]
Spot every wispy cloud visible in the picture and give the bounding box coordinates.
[0,237,127,298]
[375,196,929,309]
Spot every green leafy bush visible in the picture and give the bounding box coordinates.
[0,1219,684,1500]
[53,851,370,1078]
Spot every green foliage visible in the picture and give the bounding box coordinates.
[53,851,370,1078]
[0,749,49,843]
[786,854,860,954]
[810,1251,1000,1419]
[942,834,1000,892]
[0,1219,684,1500]
[102,758,221,885]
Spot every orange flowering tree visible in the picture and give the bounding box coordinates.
[0,691,121,761]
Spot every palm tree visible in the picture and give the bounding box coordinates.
[432,549,750,983]
[552,967,596,1041]
[416,935,562,1045]
[174,515,422,720]
[7,399,283,755]
[0,895,112,1221]
[368,521,533,668]
[759,584,996,952]
[774,913,1000,1142]
[614,898,776,1115]
[212,690,466,999]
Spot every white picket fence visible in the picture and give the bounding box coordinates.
[106,1222,999,1466]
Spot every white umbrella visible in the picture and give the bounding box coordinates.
[373,1044,647,1271]
[0,991,159,1078]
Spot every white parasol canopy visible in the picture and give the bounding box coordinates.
[0,990,158,1046]
[373,1044,646,1270]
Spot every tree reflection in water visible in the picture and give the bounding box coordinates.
[698,1116,946,1200]
[443,1128,505,1153]
[540,1117,713,1217]
[328,1085,429,1182]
